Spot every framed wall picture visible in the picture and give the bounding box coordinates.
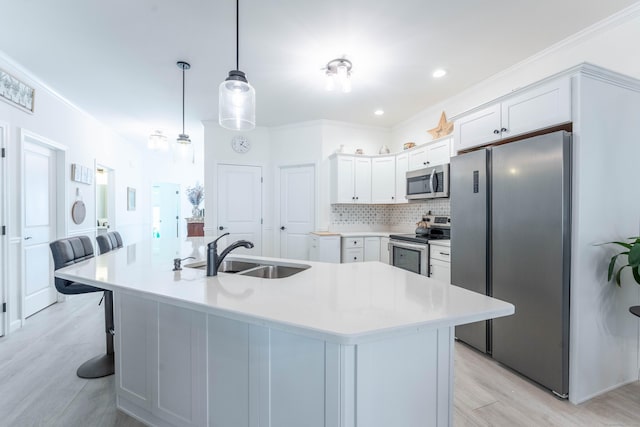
[127,187,136,211]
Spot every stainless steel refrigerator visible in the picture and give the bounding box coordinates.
[450,130,571,397]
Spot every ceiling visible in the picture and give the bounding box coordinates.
[0,0,637,147]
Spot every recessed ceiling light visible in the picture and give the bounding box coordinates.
[374,109,384,116]
[432,69,447,78]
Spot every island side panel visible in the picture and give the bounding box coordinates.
[355,327,453,427]
[116,293,207,427]
[208,315,250,427]
[115,292,155,411]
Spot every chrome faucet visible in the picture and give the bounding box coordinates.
[207,233,255,276]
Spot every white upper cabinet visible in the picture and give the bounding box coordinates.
[426,137,451,166]
[395,153,409,204]
[354,157,372,204]
[371,156,396,204]
[501,78,571,138]
[330,155,371,204]
[408,146,428,171]
[454,77,571,153]
[454,104,501,152]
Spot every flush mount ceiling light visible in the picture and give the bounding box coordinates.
[219,0,256,131]
[148,130,168,151]
[432,68,447,78]
[325,58,352,93]
[176,61,192,144]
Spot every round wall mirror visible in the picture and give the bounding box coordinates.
[71,200,86,225]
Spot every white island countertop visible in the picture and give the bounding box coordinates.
[56,238,513,345]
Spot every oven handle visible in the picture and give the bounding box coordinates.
[388,240,428,253]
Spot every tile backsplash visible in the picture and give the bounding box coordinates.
[330,199,450,230]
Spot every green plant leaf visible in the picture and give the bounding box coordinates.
[604,241,633,250]
[615,266,628,287]
[629,244,640,267]
[608,254,623,281]
[633,266,640,286]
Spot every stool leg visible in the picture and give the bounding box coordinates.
[105,290,114,355]
[76,291,115,378]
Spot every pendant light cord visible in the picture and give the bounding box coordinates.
[236,0,239,70]
[182,67,185,133]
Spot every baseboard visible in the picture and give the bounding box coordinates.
[570,377,639,404]
[9,318,23,333]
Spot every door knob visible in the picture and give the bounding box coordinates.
[280,226,286,231]
[218,226,225,230]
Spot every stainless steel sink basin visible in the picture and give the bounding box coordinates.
[238,264,310,279]
[184,258,310,278]
[183,260,261,273]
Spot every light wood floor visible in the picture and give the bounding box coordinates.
[1,294,639,427]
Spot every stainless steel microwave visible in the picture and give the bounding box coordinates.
[406,164,450,200]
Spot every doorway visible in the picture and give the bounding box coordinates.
[95,165,115,238]
[279,164,315,260]
[217,164,262,254]
[152,183,180,240]
[20,129,66,319]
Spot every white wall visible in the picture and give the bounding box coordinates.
[0,52,203,333]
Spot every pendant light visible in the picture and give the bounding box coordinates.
[219,0,255,131]
[177,61,191,144]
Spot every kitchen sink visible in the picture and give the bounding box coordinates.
[183,259,309,278]
[237,264,310,279]
[183,260,262,273]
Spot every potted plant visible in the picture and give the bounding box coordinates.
[603,236,640,316]
[605,237,640,286]
[186,183,204,218]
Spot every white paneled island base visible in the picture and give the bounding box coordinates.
[116,293,453,427]
[55,239,513,427]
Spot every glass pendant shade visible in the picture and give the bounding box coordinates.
[176,133,191,144]
[219,70,256,131]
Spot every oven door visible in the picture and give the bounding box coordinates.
[388,240,429,276]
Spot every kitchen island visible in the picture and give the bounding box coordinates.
[55,238,513,427]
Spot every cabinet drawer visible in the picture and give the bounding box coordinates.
[342,237,364,249]
[342,247,364,263]
[430,246,451,262]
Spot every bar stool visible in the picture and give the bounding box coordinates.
[49,236,115,378]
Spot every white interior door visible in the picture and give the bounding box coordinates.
[279,165,315,260]
[0,122,7,335]
[23,141,58,317]
[217,164,262,254]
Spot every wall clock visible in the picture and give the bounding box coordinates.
[231,135,251,153]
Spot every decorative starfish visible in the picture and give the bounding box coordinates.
[427,111,454,139]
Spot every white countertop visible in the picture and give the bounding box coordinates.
[56,238,512,344]
[338,231,392,238]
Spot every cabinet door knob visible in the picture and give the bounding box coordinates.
[280,226,286,231]
[493,129,500,134]
[352,196,355,200]
[356,196,359,200]
[501,127,508,133]
[354,257,357,260]
[218,226,225,230]
[391,196,394,199]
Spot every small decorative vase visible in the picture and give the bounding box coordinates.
[192,205,201,218]
[379,145,390,154]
